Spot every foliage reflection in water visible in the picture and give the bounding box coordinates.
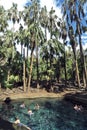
[0,98,87,130]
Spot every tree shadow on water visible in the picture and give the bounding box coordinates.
[44,101,52,109]
[0,117,15,130]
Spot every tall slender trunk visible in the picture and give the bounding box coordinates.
[73,44,80,87]
[45,26,48,70]
[64,44,67,87]
[36,40,39,88]
[21,44,23,56]
[27,45,29,59]
[56,59,60,83]
[75,60,80,87]
[46,59,48,70]
[0,83,1,90]
[27,46,34,92]
[12,23,15,59]
[79,34,87,87]
[49,19,53,87]
[7,70,10,82]
[45,26,47,41]
[23,49,26,92]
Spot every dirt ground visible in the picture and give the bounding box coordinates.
[0,87,78,101]
[0,85,87,107]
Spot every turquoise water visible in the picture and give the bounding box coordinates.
[0,98,87,130]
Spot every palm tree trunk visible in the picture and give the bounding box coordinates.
[27,46,34,92]
[64,44,67,87]
[64,46,67,87]
[56,59,60,83]
[45,26,47,41]
[27,45,29,59]
[75,60,80,87]
[7,70,10,82]
[36,41,39,89]
[23,59,26,92]
[79,34,87,87]
[12,23,15,59]
[73,44,80,87]
[21,44,23,56]
[23,49,26,92]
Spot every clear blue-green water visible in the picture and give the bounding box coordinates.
[0,98,87,130]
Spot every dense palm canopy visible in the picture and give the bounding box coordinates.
[0,0,87,92]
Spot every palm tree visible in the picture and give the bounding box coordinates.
[75,0,87,87]
[68,26,80,87]
[39,5,48,41]
[40,6,64,86]
[7,3,20,59]
[58,19,68,87]
[62,0,87,87]
[23,0,45,91]
[0,5,16,87]
[0,29,17,88]
[23,48,26,92]
[16,24,25,56]
[0,5,8,65]
[48,7,58,68]
[0,6,8,32]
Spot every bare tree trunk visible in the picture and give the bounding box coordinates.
[79,34,87,87]
[36,41,39,89]
[27,47,34,92]
[21,44,23,56]
[27,46,29,59]
[64,44,67,87]
[23,49,26,92]
[12,23,15,59]
[72,43,80,87]
[7,70,10,82]
[0,83,1,91]
[75,60,80,87]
